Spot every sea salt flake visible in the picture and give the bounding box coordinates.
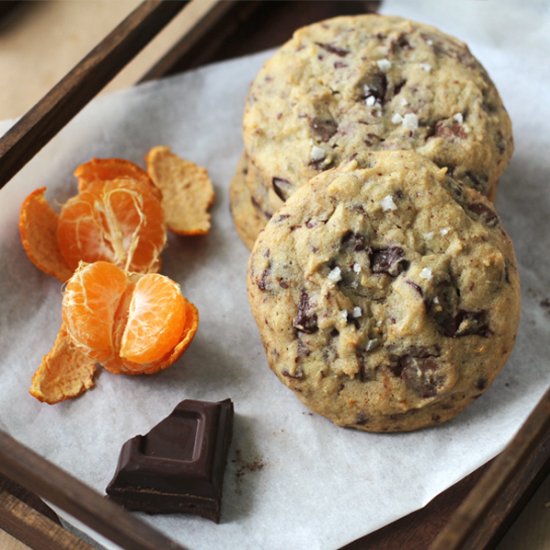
[426,38,434,46]
[352,306,363,318]
[440,227,450,236]
[424,232,434,240]
[380,194,397,211]
[311,145,326,162]
[353,263,362,273]
[328,266,342,282]
[340,309,348,320]
[400,97,409,106]
[419,267,433,280]
[453,112,464,124]
[391,112,403,124]
[433,296,440,304]
[402,113,418,131]
[365,95,377,107]
[377,58,392,72]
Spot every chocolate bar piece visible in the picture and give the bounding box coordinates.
[106,398,233,523]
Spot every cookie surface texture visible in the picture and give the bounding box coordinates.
[243,15,513,218]
[247,151,520,432]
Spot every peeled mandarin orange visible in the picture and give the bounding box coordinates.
[146,146,215,235]
[57,177,166,273]
[19,187,73,282]
[62,262,199,378]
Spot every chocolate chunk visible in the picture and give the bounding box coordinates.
[370,247,409,276]
[272,177,293,201]
[405,280,424,296]
[310,117,338,142]
[256,266,271,291]
[398,356,445,398]
[389,345,445,398]
[466,202,499,227]
[341,230,367,251]
[315,42,349,57]
[426,282,491,337]
[362,72,388,104]
[293,289,318,333]
[453,310,492,337]
[106,399,234,523]
[464,171,488,194]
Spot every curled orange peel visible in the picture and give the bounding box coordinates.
[19,187,73,282]
[30,322,98,404]
[146,146,215,235]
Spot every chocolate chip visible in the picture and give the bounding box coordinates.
[341,230,367,252]
[464,171,488,194]
[393,79,407,96]
[370,247,409,276]
[282,368,304,380]
[466,202,499,227]
[476,377,488,390]
[401,357,445,398]
[427,119,467,140]
[361,72,388,104]
[405,280,424,296]
[496,130,507,155]
[315,42,349,57]
[453,310,492,337]
[256,267,271,292]
[272,177,293,201]
[310,117,338,142]
[426,282,491,337]
[356,412,370,425]
[425,280,460,336]
[334,61,348,69]
[293,290,318,334]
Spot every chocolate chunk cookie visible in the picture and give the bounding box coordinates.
[242,14,513,243]
[229,154,271,249]
[247,151,520,432]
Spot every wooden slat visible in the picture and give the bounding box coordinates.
[429,387,550,549]
[0,489,93,550]
[0,0,186,190]
[0,431,185,550]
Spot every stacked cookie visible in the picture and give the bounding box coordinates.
[234,15,520,431]
[231,15,513,248]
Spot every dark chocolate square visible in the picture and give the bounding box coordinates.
[106,398,233,523]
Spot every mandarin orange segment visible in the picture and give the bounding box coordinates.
[75,157,160,198]
[146,146,215,235]
[57,177,166,273]
[30,322,98,404]
[119,273,186,364]
[62,261,128,363]
[115,300,199,376]
[19,187,73,282]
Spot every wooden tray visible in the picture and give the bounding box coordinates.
[0,2,548,548]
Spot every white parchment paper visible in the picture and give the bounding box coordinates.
[1,1,549,548]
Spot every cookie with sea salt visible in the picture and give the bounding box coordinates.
[243,14,513,224]
[247,151,520,432]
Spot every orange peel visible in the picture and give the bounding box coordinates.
[30,322,98,404]
[19,187,73,282]
[146,146,215,235]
